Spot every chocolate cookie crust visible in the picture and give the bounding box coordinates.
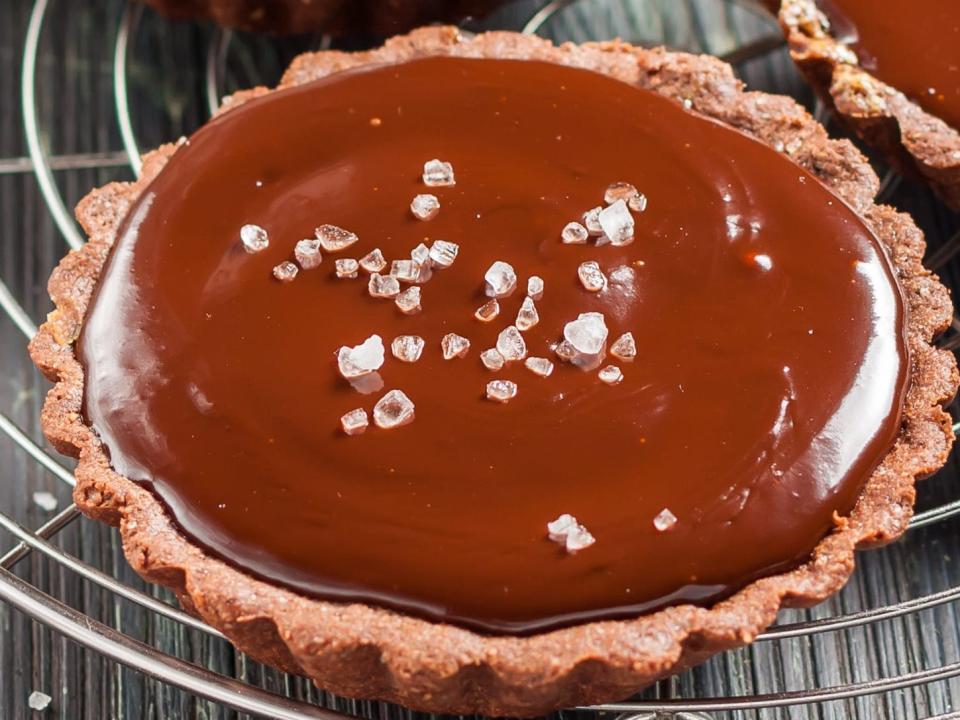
[30,27,958,716]
[773,0,960,209]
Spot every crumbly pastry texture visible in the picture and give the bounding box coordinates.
[29,27,958,716]
[774,0,960,209]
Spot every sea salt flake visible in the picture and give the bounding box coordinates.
[565,525,596,552]
[561,221,589,244]
[340,408,369,436]
[428,240,459,268]
[422,159,455,187]
[598,365,624,385]
[486,379,517,403]
[604,181,639,205]
[294,238,322,269]
[582,207,604,237]
[395,286,422,314]
[564,312,609,356]
[653,508,678,531]
[32,491,58,512]
[516,297,539,331]
[373,389,415,429]
[411,244,431,268]
[390,259,428,284]
[554,340,576,361]
[578,261,607,292]
[240,224,269,253]
[496,325,527,361]
[547,513,578,540]
[599,200,635,245]
[359,248,386,273]
[337,334,385,379]
[474,299,500,322]
[28,691,52,711]
[335,258,359,279]
[610,332,637,362]
[441,333,471,359]
[480,348,505,371]
[391,335,425,363]
[272,261,299,283]
[527,275,544,300]
[315,224,359,252]
[411,193,440,220]
[484,261,517,298]
[628,192,649,213]
[368,273,400,299]
[524,357,554,377]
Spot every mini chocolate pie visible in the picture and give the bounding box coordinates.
[136,0,506,35]
[30,28,958,716]
[771,0,960,208]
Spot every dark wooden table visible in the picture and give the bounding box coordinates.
[1,1,959,718]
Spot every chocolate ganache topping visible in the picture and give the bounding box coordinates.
[79,56,908,634]
[818,0,960,129]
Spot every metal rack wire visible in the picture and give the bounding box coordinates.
[2,1,960,718]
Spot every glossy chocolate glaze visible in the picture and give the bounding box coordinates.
[79,57,908,634]
[820,0,960,128]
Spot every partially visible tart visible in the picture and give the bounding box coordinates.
[30,27,958,717]
[771,0,960,208]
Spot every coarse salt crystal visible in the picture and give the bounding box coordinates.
[475,299,500,322]
[441,333,471,359]
[653,508,678,531]
[486,379,518,403]
[598,200,634,245]
[411,193,440,220]
[373,389,415,429]
[368,272,400,298]
[582,207,604,237]
[337,335,385,379]
[554,340,577,361]
[359,248,386,273]
[516,296,539,331]
[315,224,359,252]
[547,514,595,553]
[240,224,269,253]
[340,408,369,436]
[273,261,299,282]
[610,332,637,362]
[422,159,455,187]
[578,261,607,292]
[527,275,544,300]
[480,348,505,371]
[484,261,517,298]
[390,259,429,284]
[524,357,554,377]
[335,258,359,279]
[391,335,425,363]
[598,365,623,385]
[32,491,58,512]
[411,242,431,266]
[561,221,589,244]
[294,238,322,269]
[496,325,527,361]
[28,691,52,711]
[395,286,422,314]
[564,312,609,356]
[604,181,639,205]
[428,240,459,268]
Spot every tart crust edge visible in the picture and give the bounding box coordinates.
[28,27,959,716]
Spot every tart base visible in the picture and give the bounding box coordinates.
[29,27,958,716]
[775,0,960,210]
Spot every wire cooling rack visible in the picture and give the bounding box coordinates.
[2,0,960,718]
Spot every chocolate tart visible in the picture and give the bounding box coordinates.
[30,27,959,716]
[771,0,960,209]
[136,0,506,35]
